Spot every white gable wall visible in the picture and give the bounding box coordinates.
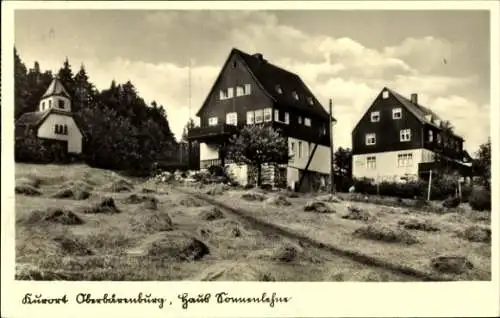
[352,148,438,182]
[37,113,83,154]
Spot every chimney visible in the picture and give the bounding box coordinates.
[253,53,265,62]
[411,93,418,104]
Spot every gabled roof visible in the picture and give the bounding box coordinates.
[386,87,464,141]
[16,110,51,127]
[42,76,70,99]
[15,108,86,138]
[197,48,333,121]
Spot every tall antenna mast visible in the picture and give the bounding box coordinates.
[188,59,192,121]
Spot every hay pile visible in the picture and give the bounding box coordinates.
[141,231,209,261]
[123,194,153,204]
[129,212,173,233]
[15,177,42,196]
[398,218,440,232]
[340,205,373,221]
[53,234,94,256]
[316,194,342,203]
[195,262,275,281]
[19,208,84,226]
[83,197,120,214]
[197,219,247,238]
[304,201,334,213]
[353,224,419,245]
[430,256,473,274]
[266,195,292,206]
[241,191,267,202]
[179,197,202,207]
[51,181,92,200]
[101,179,134,193]
[457,225,491,243]
[199,207,225,221]
[141,187,156,193]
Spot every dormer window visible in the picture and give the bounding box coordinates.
[236,85,245,97]
[428,130,434,142]
[58,99,65,109]
[304,117,311,127]
[370,111,380,122]
[307,97,314,105]
[275,85,283,94]
[382,91,389,99]
[292,91,299,100]
[244,84,251,95]
[49,100,52,108]
[366,133,376,145]
[392,108,402,119]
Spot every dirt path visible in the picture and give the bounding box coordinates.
[170,186,446,282]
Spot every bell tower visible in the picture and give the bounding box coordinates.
[39,75,72,112]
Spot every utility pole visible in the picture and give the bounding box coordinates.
[329,99,335,194]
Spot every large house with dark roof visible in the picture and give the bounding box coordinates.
[188,48,335,191]
[351,87,473,182]
[16,76,84,155]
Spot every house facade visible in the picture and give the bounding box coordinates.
[351,87,472,182]
[16,76,84,156]
[188,48,335,191]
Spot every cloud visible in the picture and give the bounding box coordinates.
[15,11,490,153]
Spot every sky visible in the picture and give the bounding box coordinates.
[14,9,491,154]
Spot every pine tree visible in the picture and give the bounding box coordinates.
[14,47,30,118]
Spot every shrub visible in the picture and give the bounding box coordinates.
[260,183,273,191]
[442,196,461,209]
[430,256,473,274]
[468,187,491,211]
[352,178,377,195]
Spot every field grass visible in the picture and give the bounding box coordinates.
[181,185,491,281]
[15,163,419,281]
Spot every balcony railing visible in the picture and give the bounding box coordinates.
[187,124,239,141]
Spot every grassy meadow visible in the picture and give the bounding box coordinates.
[13,163,491,281]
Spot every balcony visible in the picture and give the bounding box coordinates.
[187,124,239,143]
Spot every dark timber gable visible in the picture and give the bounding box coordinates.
[352,87,466,161]
[352,88,423,155]
[194,48,333,146]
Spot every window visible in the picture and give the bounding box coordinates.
[54,124,59,134]
[320,124,327,136]
[400,129,411,142]
[397,153,413,167]
[292,91,299,100]
[58,99,65,109]
[208,117,218,126]
[274,109,279,121]
[54,124,68,135]
[365,133,376,145]
[246,111,255,124]
[236,85,245,97]
[42,102,45,110]
[307,97,314,105]
[264,108,272,122]
[367,156,376,169]
[428,130,434,142]
[437,133,442,144]
[285,112,289,124]
[298,116,302,124]
[304,117,311,127]
[232,61,237,68]
[298,141,302,158]
[290,142,295,156]
[219,89,228,100]
[392,108,402,119]
[49,100,52,108]
[63,125,68,135]
[226,112,237,126]
[255,109,263,123]
[382,90,389,99]
[244,84,251,95]
[370,111,380,122]
[275,85,283,94]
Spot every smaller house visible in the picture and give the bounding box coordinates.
[351,87,473,182]
[16,76,84,157]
